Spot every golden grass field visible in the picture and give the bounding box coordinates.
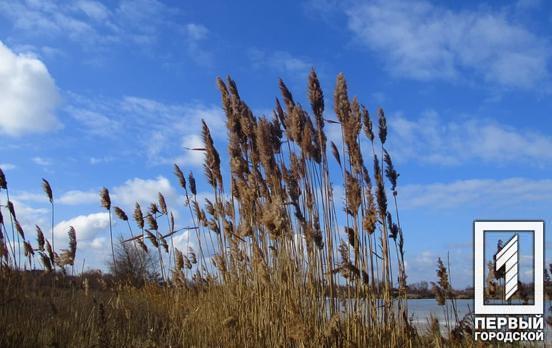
[2,71,542,347]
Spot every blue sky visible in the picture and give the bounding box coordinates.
[0,0,551,287]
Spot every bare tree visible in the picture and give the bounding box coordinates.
[108,238,160,286]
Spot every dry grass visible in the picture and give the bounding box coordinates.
[0,72,481,347]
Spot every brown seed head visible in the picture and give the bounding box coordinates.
[114,207,128,221]
[149,202,159,216]
[24,241,34,257]
[361,105,374,142]
[308,68,324,128]
[278,78,295,113]
[36,225,45,251]
[175,248,184,270]
[188,172,197,195]
[40,252,52,272]
[45,240,54,264]
[145,230,158,248]
[158,193,168,215]
[216,77,232,116]
[174,164,186,189]
[202,120,223,189]
[377,107,387,144]
[133,203,144,229]
[0,167,6,189]
[67,226,77,261]
[146,214,158,231]
[99,187,111,210]
[15,220,24,239]
[334,73,350,124]
[42,178,53,203]
[7,201,16,220]
[383,149,399,194]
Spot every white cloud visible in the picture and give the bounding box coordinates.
[58,190,98,205]
[42,175,180,210]
[54,212,110,249]
[120,96,225,166]
[65,106,120,135]
[173,230,194,253]
[120,97,226,136]
[0,0,142,45]
[178,134,205,167]
[185,23,208,41]
[516,0,542,10]
[345,0,550,88]
[400,177,552,210]
[64,94,225,167]
[4,199,48,233]
[89,156,114,165]
[112,176,178,209]
[183,23,213,66]
[0,0,207,55]
[249,49,313,78]
[32,157,52,166]
[389,111,552,166]
[404,250,435,271]
[10,191,48,204]
[0,163,16,170]
[0,42,60,136]
[74,0,111,21]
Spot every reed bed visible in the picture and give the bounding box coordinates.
[0,72,481,347]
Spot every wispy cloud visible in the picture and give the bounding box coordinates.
[32,157,52,166]
[515,0,542,10]
[65,106,120,136]
[249,48,313,79]
[73,0,111,22]
[58,190,98,205]
[389,110,552,166]
[64,93,225,167]
[54,212,110,251]
[4,198,48,232]
[0,163,16,170]
[37,176,180,208]
[0,41,60,136]
[345,0,550,89]
[0,0,208,54]
[111,175,178,209]
[89,156,114,165]
[119,96,225,166]
[400,177,552,209]
[183,23,213,67]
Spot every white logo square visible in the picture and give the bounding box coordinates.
[474,220,544,315]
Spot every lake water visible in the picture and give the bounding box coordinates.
[407,298,551,341]
[407,298,472,327]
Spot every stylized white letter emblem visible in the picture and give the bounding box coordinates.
[495,234,518,301]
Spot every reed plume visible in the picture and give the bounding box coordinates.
[158,193,168,215]
[0,71,448,348]
[36,225,45,251]
[377,107,387,145]
[42,179,53,203]
[0,167,6,189]
[174,164,186,189]
[188,172,197,196]
[15,221,24,239]
[114,207,128,221]
[56,226,77,272]
[100,188,115,269]
[134,203,144,229]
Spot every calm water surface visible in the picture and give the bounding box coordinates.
[407,298,551,341]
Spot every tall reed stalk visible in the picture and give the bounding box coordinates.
[100,188,115,269]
